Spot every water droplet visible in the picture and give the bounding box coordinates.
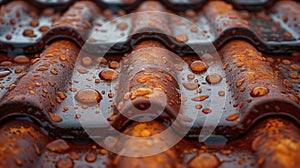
[289,73,299,79]
[218,91,225,96]
[85,153,97,163]
[282,59,291,65]
[187,73,195,79]
[236,79,244,87]
[191,27,198,33]
[81,56,93,67]
[226,113,240,121]
[99,69,119,81]
[206,74,222,84]
[290,64,300,71]
[56,158,73,168]
[192,95,209,101]
[0,61,12,66]
[99,149,108,155]
[15,159,22,166]
[13,55,30,64]
[190,61,208,74]
[117,22,128,30]
[77,69,89,74]
[250,86,269,97]
[75,89,102,104]
[183,82,198,90]
[189,153,220,168]
[39,26,49,32]
[109,61,119,69]
[57,92,66,99]
[46,139,70,153]
[15,68,22,73]
[23,29,35,37]
[175,34,188,43]
[37,66,48,71]
[0,70,11,78]
[196,104,202,109]
[30,20,39,27]
[202,108,212,114]
[48,112,62,122]
[50,69,58,75]
[175,64,183,71]
[104,136,117,149]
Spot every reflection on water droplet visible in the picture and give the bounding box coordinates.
[250,86,269,97]
[0,70,11,78]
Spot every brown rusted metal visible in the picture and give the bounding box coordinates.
[250,118,300,168]
[112,40,182,131]
[0,40,80,127]
[0,0,300,167]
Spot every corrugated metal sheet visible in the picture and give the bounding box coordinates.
[0,0,300,167]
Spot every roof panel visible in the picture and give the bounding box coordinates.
[0,0,300,167]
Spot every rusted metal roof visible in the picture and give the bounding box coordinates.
[0,0,300,168]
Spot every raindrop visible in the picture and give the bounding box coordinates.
[109,61,120,69]
[99,69,119,81]
[236,79,244,87]
[0,70,11,78]
[187,73,195,79]
[188,153,220,168]
[190,61,208,74]
[202,108,212,114]
[250,86,269,97]
[206,74,222,84]
[192,95,209,101]
[104,136,117,149]
[85,153,97,163]
[183,82,198,90]
[75,89,102,104]
[13,55,30,64]
[15,68,22,73]
[117,22,128,30]
[175,34,188,43]
[48,112,62,122]
[81,56,93,67]
[226,113,240,121]
[46,139,70,153]
[218,91,225,96]
[0,61,12,66]
[56,158,73,168]
[23,29,35,37]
